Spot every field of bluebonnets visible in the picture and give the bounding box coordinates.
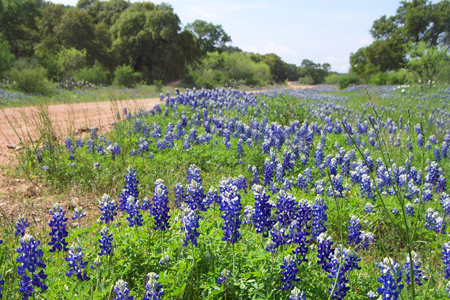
[2,83,450,299]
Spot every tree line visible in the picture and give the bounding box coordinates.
[348,0,450,89]
[0,0,334,93]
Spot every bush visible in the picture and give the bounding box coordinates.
[10,65,53,95]
[338,74,357,89]
[74,63,108,86]
[324,73,340,84]
[298,75,314,85]
[0,38,14,78]
[113,65,140,88]
[368,73,389,85]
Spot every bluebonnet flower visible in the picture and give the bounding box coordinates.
[219,182,242,244]
[159,254,170,267]
[442,241,450,279]
[15,216,29,237]
[119,168,139,211]
[297,174,308,192]
[435,147,441,162]
[426,208,446,233]
[366,290,377,299]
[237,138,244,158]
[328,175,344,198]
[403,252,427,286]
[348,216,362,246]
[289,287,306,300]
[0,274,3,299]
[437,175,447,194]
[377,257,404,300]
[357,231,375,251]
[405,203,415,217]
[364,203,375,213]
[72,206,86,221]
[250,166,260,185]
[16,234,48,300]
[391,208,399,216]
[217,269,231,285]
[315,180,325,195]
[252,185,273,237]
[281,254,299,290]
[113,279,133,300]
[235,175,248,193]
[311,196,327,241]
[243,205,255,224]
[276,190,298,229]
[360,174,375,200]
[98,226,113,256]
[65,243,90,281]
[315,143,324,168]
[87,140,94,153]
[186,180,206,211]
[129,149,137,156]
[99,194,118,224]
[328,246,361,299]
[317,233,334,273]
[151,179,170,231]
[422,183,433,202]
[181,205,200,247]
[35,148,43,163]
[107,143,121,160]
[289,220,309,264]
[264,158,275,187]
[441,193,450,216]
[143,272,164,300]
[174,183,185,208]
[425,161,439,185]
[48,203,69,252]
[125,196,143,227]
[265,239,276,253]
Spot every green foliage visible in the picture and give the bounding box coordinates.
[74,62,108,85]
[113,65,140,88]
[110,2,197,83]
[350,0,450,80]
[0,37,15,77]
[249,53,289,83]
[407,42,449,89]
[297,75,314,85]
[297,59,330,85]
[324,73,340,85]
[153,79,163,93]
[368,72,389,86]
[56,47,87,78]
[189,51,271,88]
[9,62,53,95]
[338,74,357,89]
[185,19,231,55]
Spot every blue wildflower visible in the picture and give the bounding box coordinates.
[311,196,328,241]
[72,206,86,221]
[280,254,299,290]
[348,216,362,246]
[328,246,361,299]
[252,185,273,237]
[143,272,164,300]
[289,287,306,300]
[403,252,427,286]
[151,179,170,231]
[377,257,404,300]
[317,232,334,273]
[99,194,118,224]
[181,205,200,247]
[217,269,231,285]
[125,196,143,227]
[113,279,133,300]
[219,181,242,244]
[16,234,48,300]
[48,203,69,252]
[65,243,90,281]
[15,216,29,237]
[98,226,113,256]
[442,241,450,279]
[119,168,139,211]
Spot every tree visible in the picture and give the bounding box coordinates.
[185,20,231,55]
[249,53,289,83]
[77,0,130,26]
[0,37,14,77]
[110,2,197,83]
[297,59,330,84]
[351,0,450,81]
[0,0,44,57]
[407,41,449,89]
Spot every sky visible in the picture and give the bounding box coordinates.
[49,0,403,73]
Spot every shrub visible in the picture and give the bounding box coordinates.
[338,74,357,89]
[56,48,87,78]
[324,73,340,84]
[74,63,108,86]
[0,38,14,78]
[113,65,140,88]
[10,65,53,95]
[298,75,314,85]
[368,73,389,85]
